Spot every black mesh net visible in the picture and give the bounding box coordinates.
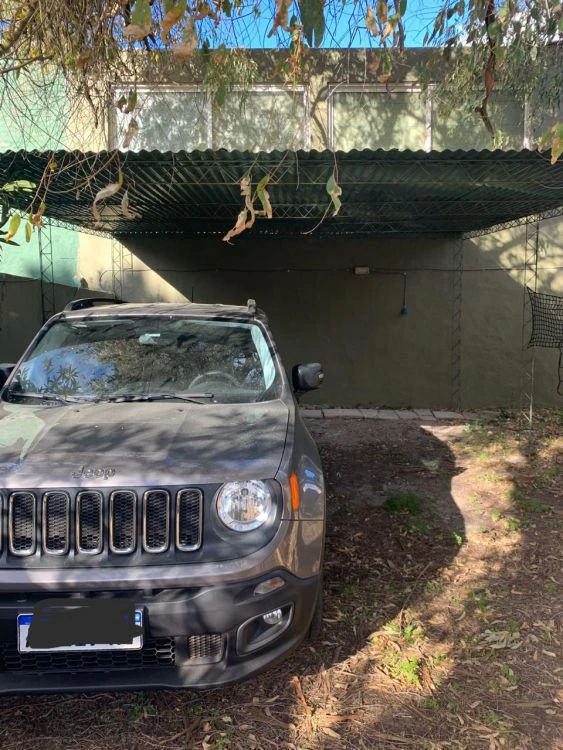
[527,288,563,348]
[527,287,563,396]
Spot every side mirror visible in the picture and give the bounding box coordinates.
[0,364,15,390]
[292,363,324,392]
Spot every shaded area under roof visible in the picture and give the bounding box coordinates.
[0,148,562,238]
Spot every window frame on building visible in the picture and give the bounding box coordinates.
[109,83,310,152]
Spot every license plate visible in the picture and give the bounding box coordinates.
[17,600,143,653]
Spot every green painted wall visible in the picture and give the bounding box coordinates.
[0,75,79,286]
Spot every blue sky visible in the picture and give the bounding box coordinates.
[197,1,447,49]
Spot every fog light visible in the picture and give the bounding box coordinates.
[262,608,283,625]
[253,576,285,596]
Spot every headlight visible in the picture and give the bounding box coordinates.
[216,480,273,532]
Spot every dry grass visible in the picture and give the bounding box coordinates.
[0,410,561,750]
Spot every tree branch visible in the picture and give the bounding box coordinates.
[0,1,40,58]
[0,56,50,76]
[475,0,497,140]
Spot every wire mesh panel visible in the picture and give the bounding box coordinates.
[527,288,563,348]
[527,287,563,396]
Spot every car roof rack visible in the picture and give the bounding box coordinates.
[64,297,126,312]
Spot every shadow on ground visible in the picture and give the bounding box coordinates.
[0,413,560,750]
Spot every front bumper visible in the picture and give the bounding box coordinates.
[0,570,320,694]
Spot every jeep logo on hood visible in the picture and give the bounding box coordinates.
[72,466,116,480]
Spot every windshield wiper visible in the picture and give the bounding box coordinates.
[7,391,86,405]
[99,393,215,404]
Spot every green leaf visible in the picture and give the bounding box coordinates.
[1,179,36,193]
[326,173,342,217]
[132,0,152,29]
[124,90,137,114]
[399,0,407,16]
[6,213,21,239]
[538,123,563,164]
[124,0,152,39]
[25,222,32,243]
[222,0,232,16]
[215,82,228,107]
[298,0,325,47]
[256,175,272,218]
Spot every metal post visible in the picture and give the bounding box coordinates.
[111,238,133,301]
[450,235,464,411]
[0,273,6,336]
[520,217,540,427]
[111,238,122,300]
[38,222,56,322]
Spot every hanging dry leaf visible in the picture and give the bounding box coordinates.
[223,209,248,243]
[123,118,140,148]
[123,23,151,40]
[92,170,124,225]
[222,175,259,242]
[162,2,186,38]
[193,3,216,22]
[121,189,140,220]
[172,18,198,60]
[268,0,290,37]
[366,7,379,36]
[123,0,152,40]
[31,201,46,227]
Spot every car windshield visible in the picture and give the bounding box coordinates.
[5,316,282,404]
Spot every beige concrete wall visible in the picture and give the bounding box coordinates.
[462,215,563,408]
[74,235,189,303]
[3,214,561,409]
[119,217,563,410]
[0,274,109,363]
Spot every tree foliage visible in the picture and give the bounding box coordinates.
[0,1,561,241]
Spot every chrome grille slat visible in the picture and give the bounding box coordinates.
[76,491,103,554]
[110,491,137,554]
[143,490,170,553]
[42,492,70,555]
[176,489,203,551]
[9,492,36,556]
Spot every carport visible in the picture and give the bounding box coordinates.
[1,148,562,236]
[1,147,562,415]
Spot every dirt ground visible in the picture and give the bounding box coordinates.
[0,411,561,750]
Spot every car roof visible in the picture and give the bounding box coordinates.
[60,301,268,323]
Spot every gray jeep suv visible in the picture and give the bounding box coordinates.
[0,299,325,694]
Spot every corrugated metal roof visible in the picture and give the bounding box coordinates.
[0,148,561,237]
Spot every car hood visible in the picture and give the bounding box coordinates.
[0,399,290,488]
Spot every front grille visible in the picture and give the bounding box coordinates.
[76,491,103,553]
[110,491,137,554]
[188,634,224,663]
[1,488,203,558]
[176,489,202,551]
[0,637,176,673]
[9,493,36,556]
[42,492,70,555]
[143,490,170,552]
